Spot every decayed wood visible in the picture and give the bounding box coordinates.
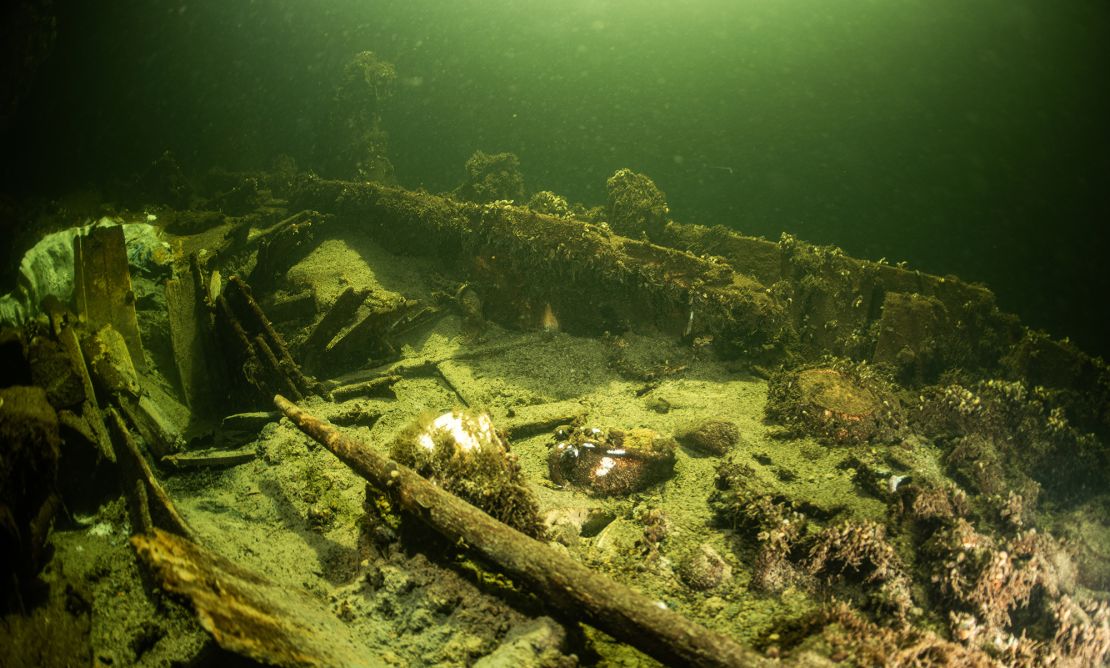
[329,374,400,401]
[215,293,267,401]
[81,322,184,458]
[300,286,368,371]
[319,297,409,370]
[106,407,193,540]
[73,224,147,372]
[46,307,115,463]
[323,337,540,389]
[165,259,223,420]
[133,528,376,668]
[225,275,319,398]
[499,399,586,441]
[255,334,302,400]
[290,178,789,362]
[274,394,765,668]
[162,447,256,470]
[115,394,183,459]
[243,210,323,291]
[215,280,317,405]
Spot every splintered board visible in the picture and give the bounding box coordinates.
[73,224,146,372]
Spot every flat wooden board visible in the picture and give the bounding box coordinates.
[74,225,147,372]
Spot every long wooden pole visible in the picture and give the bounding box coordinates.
[274,394,764,668]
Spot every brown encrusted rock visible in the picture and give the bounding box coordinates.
[547,425,676,496]
[675,419,740,456]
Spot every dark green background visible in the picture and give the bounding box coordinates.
[4,0,1108,356]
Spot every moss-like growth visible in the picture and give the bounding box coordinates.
[455,151,525,204]
[327,51,397,181]
[911,378,1105,504]
[605,168,669,241]
[709,460,807,593]
[807,520,914,621]
[525,190,571,218]
[390,410,544,538]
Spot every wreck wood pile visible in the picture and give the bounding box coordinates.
[289,177,791,363]
[286,176,1109,435]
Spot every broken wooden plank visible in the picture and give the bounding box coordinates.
[221,411,280,431]
[216,411,278,448]
[162,447,256,470]
[81,324,141,399]
[132,528,377,668]
[45,305,115,463]
[319,297,409,370]
[116,394,185,459]
[165,270,219,419]
[300,286,368,371]
[274,394,766,668]
[329,374,400,401]
[106,407,193,540]
[73,224,147,372]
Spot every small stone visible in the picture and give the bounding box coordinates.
[543,506,615,544]
[678,544,732,591]
[675,419,740,456]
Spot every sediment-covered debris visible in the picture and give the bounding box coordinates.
[675,418,741,456]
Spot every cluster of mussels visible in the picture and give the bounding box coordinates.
[547,424,676,496]
[390,410,545,537]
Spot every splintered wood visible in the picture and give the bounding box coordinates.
[73,224,147,372]
[215,275,322,406]
[133,529,377,668]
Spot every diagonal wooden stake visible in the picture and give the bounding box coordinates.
[274,394,766,668]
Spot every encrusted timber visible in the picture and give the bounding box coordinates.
[290,177,791,361]
[662,223,1023,373]
[217,275,321,405]
[662,224,1110,434]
